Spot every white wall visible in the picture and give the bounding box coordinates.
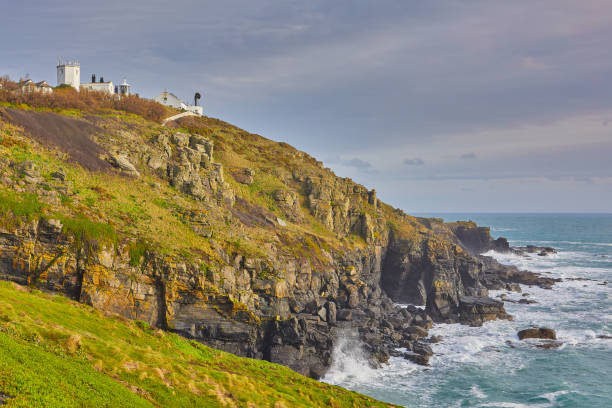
[154,92,184,109]
[183,105,203,115]
[57,64,80,90]
[80,82,114,94]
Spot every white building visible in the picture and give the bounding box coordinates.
[56,62,130,96]
[117,79,131,96]
[19,79,53,94]
[154,91,203,115]
[57,60,80,90]
[80,74,114,94]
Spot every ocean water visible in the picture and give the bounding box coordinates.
[323,214,612,407]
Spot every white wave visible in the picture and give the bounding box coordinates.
[396,303,425,310]
[510,240,612,247]
[470,384,487,399]
[322,331,376,385]
[476,402,549,408]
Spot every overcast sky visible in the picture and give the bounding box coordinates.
[2,0,612,212]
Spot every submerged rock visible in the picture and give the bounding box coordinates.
[536,341,563,349]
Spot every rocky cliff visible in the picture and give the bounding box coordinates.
[0,101,539,379]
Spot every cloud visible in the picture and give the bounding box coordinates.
[2,1,612,212]
[521,56,552,71]
[342,158,374,172]
[404,158,425,166]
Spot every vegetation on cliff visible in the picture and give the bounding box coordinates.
[0,281,395,407]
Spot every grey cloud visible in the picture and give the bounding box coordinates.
[404,158,425,166]
[460,153,477,160]
[2,0,611,211]
[342,158,374,172]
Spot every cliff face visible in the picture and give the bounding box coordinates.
[0,105,514,378]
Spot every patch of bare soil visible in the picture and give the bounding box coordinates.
[1,108,112,171]
[231,197,276,228]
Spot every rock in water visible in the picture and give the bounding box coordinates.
[458,296,512,326]
[517,327,557,340]
[536,341,563,349]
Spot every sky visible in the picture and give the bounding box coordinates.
[2,0,612,213]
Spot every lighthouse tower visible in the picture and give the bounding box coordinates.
[56,59,80,90]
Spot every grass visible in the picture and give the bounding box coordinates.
[127,240,152,266]
[0,281,395,408]
[0,189,44,221]
[59,215,117,248]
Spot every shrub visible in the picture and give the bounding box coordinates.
[0,77,171,122]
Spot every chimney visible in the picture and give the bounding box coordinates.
[100,76,104,83]
[92,74,96,83]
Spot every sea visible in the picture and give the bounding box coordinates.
[322,214,612,407]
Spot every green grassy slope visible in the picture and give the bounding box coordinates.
[0,281,394,407]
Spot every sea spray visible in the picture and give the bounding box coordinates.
[322,330,376,385]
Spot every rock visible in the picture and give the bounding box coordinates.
[517,245,557,256]
[425,335,442,344]
[336,309,352,321]
[413,342,433,357]
[50,169,66,181]
[458,296,512,326]
[109,154,140,177]
[517,327,556,340]
[231,168,255,185]
[326,301,337,325]
[481,256,561,290]
[147,155,165,170]
[404,351,430,366]
[13,160,42,184]
[273,189,303,223]
[518,298,537,304]
[404,325,428,339]
[597,335,612,339]
[171,132,190,146]
[317,307,327,322]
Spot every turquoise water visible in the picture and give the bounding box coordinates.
[323,214,612,407]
